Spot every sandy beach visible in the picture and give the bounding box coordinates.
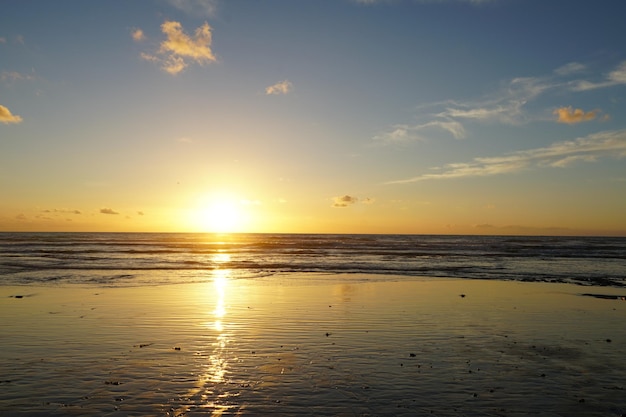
[1,275,625,416]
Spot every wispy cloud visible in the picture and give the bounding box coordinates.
[1,70,36,83]
[167,0,218,17]
[100,207,119,215]
[266,80,293,95]
[387,129,626,183]
[570,61,626,91]
[0,104,23,124]
[140,21,216,75]
[375,75,552,143]
[374,119,465,143]
[375,61,626,144]
[553,106,600,124]
[554,62,586,76]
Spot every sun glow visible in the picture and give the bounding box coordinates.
[191,193,250,233]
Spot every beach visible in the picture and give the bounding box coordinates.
[1,275,625,416]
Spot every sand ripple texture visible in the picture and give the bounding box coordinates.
[1,277,626,416]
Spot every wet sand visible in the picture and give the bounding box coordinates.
[1,275,626,416]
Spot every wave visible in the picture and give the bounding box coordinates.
[1,232,625,287]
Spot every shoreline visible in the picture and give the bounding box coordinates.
[2,276,625,416]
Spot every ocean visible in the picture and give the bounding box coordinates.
[1,232,625,287]
[3,233,626,416]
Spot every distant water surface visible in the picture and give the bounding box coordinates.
[1,233,625,287]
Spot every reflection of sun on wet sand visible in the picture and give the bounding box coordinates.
[1,276,626,416]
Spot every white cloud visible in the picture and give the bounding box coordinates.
[570,60,626,91]
[554,62,586,76]
[374,119,465,143]
[375,60,626,145]
[0,104,23,124]
[266,80,293,95]
[387,129,626,183]
[375,75,555,144]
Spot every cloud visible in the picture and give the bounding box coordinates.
[375,75,552,144]
[331,195,374,207]
[554,62,586,76]
[571,60,626,91]
[0,37,6,44]
[387,129,626,183]
[375,119,465,143]
[100,208,119,215]
[332,195,359,208]
[137,211,145,216]
[553,106,599,124]
[375,60,626,145]
[1,71,35,83]
[42,209,81,215]
[266,80,293,95]
[167,0,218,17]
[140,52,159,62]
[141,21,216,75]
[131,28,145,42]
[0,104,23,124]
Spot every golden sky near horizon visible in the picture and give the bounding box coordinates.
[1,0,626,235]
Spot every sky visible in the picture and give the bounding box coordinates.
[1,0,626,235]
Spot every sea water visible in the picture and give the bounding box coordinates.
[2,233,626,416]
[1,232,625,287]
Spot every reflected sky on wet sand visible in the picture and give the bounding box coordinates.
[1,276,625,416]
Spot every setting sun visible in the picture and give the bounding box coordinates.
[201,200,241,233]
[192,194,248,233]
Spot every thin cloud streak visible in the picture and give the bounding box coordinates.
[386,129,626,184]
[570,61,626,91]
[374,61,626,144]
[265,80,293,95]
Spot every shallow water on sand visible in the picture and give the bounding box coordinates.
[1,276,626,416]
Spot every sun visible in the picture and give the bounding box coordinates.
[206,200,241,233]
[192,193,248,233]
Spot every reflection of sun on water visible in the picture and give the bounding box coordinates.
[208,268,230,385]
[179,266,235,416]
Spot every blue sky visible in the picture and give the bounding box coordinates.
[1,0,626,234]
